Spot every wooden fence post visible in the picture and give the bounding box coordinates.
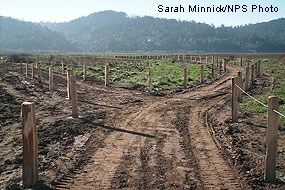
[32,64,35,79]
[223,59,227,72]
[38,66,42,83]
[49,66,53,91]
[240,58,243,66]
[255,62,258,77]
[257,60,261,77]
[66,69,73,99]
[61,61,64,74]
[200,64,204,83]
[211,64,214,78]
[21,102,38,187]
[237,71,243,102]
[251,64,255,83]
[70,75,78,118]
[271,77,276,90]
[219,61,222,75]
[244,66,250,91]
[147,67,152,93]
[231,77,238,122]
[105,63,110,86]
[26,63,28,77]
[20,61,23,73]
[265,96,279,182]
[184,66,188,89]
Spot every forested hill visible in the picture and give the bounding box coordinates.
[0,16,79,53]
[1,11,285,53]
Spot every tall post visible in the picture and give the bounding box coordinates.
[211,64,214,79]
[147,67,152,93]
[257,60,261,77]
[61,61,64,74]
[49,66,53,91]
[265,96,279,182]
[212,56,214,65]
[26,63,28,77]
[231,77,238,122]
[38,66,42,83]
[200,64,204,83]
[66,69,73,99]
[105,63,110,86]
[223,59,227,72]
[244,66,250,91]
[20,61,23,73]
[255,62,258,77]
[240,58,243,67]
[219,61,222,75]
[70,75,78,118]
[32,64,35,79]
[21,102,38,187]
[237,71,243,102]
[183,66,188,89]
[251,64,255,83]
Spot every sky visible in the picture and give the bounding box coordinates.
[0,0,284,26]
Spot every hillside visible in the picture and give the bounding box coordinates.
[0,16,79,53]
[1,11,285,53]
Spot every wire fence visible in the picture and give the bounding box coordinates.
[235,84,285,118]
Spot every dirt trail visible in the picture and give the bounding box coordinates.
[52,64,246,189]
[0,63,247,189]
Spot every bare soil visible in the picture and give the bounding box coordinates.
[0,61,284,190]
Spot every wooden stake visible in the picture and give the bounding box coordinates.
[251,64,254,83]
[240,58,243,67]
[271,77,276,90]
[265,96,279,182]
[257,60,261,77]
[32,64,35,79]
[219,61,222,75]
[237,71,243,102]
[211,64,214,78]
[70,75,78,118]
[183,66,188,89]
[49,66,53,91]
[20,61,23,73]
[223,59,227,72]
[244,66,250,91]
[21,102,38,187]
[231,77,238,122]
[26,63,28,77]
[66,69,73,99]
[38,66,42,83]
[105,63,110,86]
[61,61,64,74]
[200,64,204,83]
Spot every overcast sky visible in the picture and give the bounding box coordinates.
[0,0,284,26]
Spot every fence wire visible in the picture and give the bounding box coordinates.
[235,84,285,118]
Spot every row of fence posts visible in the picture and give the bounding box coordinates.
[20,65,80,187]
[231,60,279,183]
[16,56,227,187]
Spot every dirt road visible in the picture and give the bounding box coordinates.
[0,63,247,189]
[50,64,245,189]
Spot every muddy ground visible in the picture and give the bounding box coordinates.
[0,60,285,190]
